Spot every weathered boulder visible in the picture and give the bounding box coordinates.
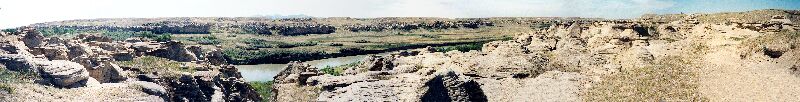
[421,71,486,102]
[131,81,168,97]
[37,45,69,60]
[1,27,263,102]
[112,51,135,61]
[165,71,261,102]
[205,49,227,65]
[0,43,19,54]
[0,54,40,71]
[38,60,91,87]
[187,46,204,61]
[131,41,161,56]
[274,61,323,85]
[358,55,396,72]
[147,41,199,62]
[72,56,128,83]
[66,43,94,60]
[22,30,45,48]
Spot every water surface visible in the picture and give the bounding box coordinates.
[236,52,391,82]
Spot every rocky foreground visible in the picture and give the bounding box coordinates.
[272,10,800,101]
[0,28,260,101]
[1,9,799,101]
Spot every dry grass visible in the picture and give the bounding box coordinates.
[115,56,198,78]
[586,56,707,101]
[0,65,39,94]
[738,31,799,58]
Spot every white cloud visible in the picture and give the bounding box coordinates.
[0,0,679,28]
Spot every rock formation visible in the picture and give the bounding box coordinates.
[270,9,800,101]
[3,9,798,101]
[0,28,261,101]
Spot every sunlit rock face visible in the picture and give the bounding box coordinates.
[0,28,261,101]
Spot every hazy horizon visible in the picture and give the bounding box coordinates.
[1,0,799,28]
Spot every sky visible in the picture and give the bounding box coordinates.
[1,0,799,28]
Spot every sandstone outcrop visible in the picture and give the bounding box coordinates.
[270,11,797,101]
[146,41,199,62]
[4,9,799,101]
[0,54,91,87]
[0,28,261,101]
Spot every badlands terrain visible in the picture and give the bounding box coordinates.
[0,9,799,101]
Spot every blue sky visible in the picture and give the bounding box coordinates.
[1,0,798,28]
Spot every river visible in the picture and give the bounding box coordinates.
[235,52,392,82]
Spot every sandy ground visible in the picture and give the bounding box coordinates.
[697,24,800,101]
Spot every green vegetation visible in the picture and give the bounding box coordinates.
[101,31,172,41]
[223,34,507,64]
[136,32,173,42]
[249,81,274,101]
[0,83,13,93]
[403,34,442,38]
[36,27,79,37]
[2,28,17,33]
[319,61,360,76]
[223,48,327,64]
[0,65,40,83]
[328,43,344,46]
[179,36,221,45]
[31,27,175,42]
[364,43,420,50]
[432,42,484,52]
[1,65,39,94]
[242,38,318,48]
[116,56,196,78]
[587,56,706,101]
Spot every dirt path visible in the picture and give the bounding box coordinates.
[697,25,800,101]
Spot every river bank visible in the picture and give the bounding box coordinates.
[225,39,499,65]
[236,52,393,82]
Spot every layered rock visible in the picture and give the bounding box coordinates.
[270,20,680,101]
[146,41,199,62]
[0,54,91,87]
[0,28,261,101]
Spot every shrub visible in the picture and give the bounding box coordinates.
[243,39,317,48]
[433,43,484,52]
[2,28,17,33]
[101,31,137,40]
[0,65,40,83]
[101,31,173,41]
[249,81,274,101]
[115,56,194,78]
[319,61,360,76]
[0,83,13,93]
[403,34,441,38]
[328,43,344,46]
[36,27,79,37]
[182,36,221,45]
[739,31,799,58]
[364,43,419,50]
[138,32,173,42]
[222,48,327,64]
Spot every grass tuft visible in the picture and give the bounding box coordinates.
[116,56,197,78]
[586,56,707,101]
[319,61,360,76]
[249,81,274,101]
